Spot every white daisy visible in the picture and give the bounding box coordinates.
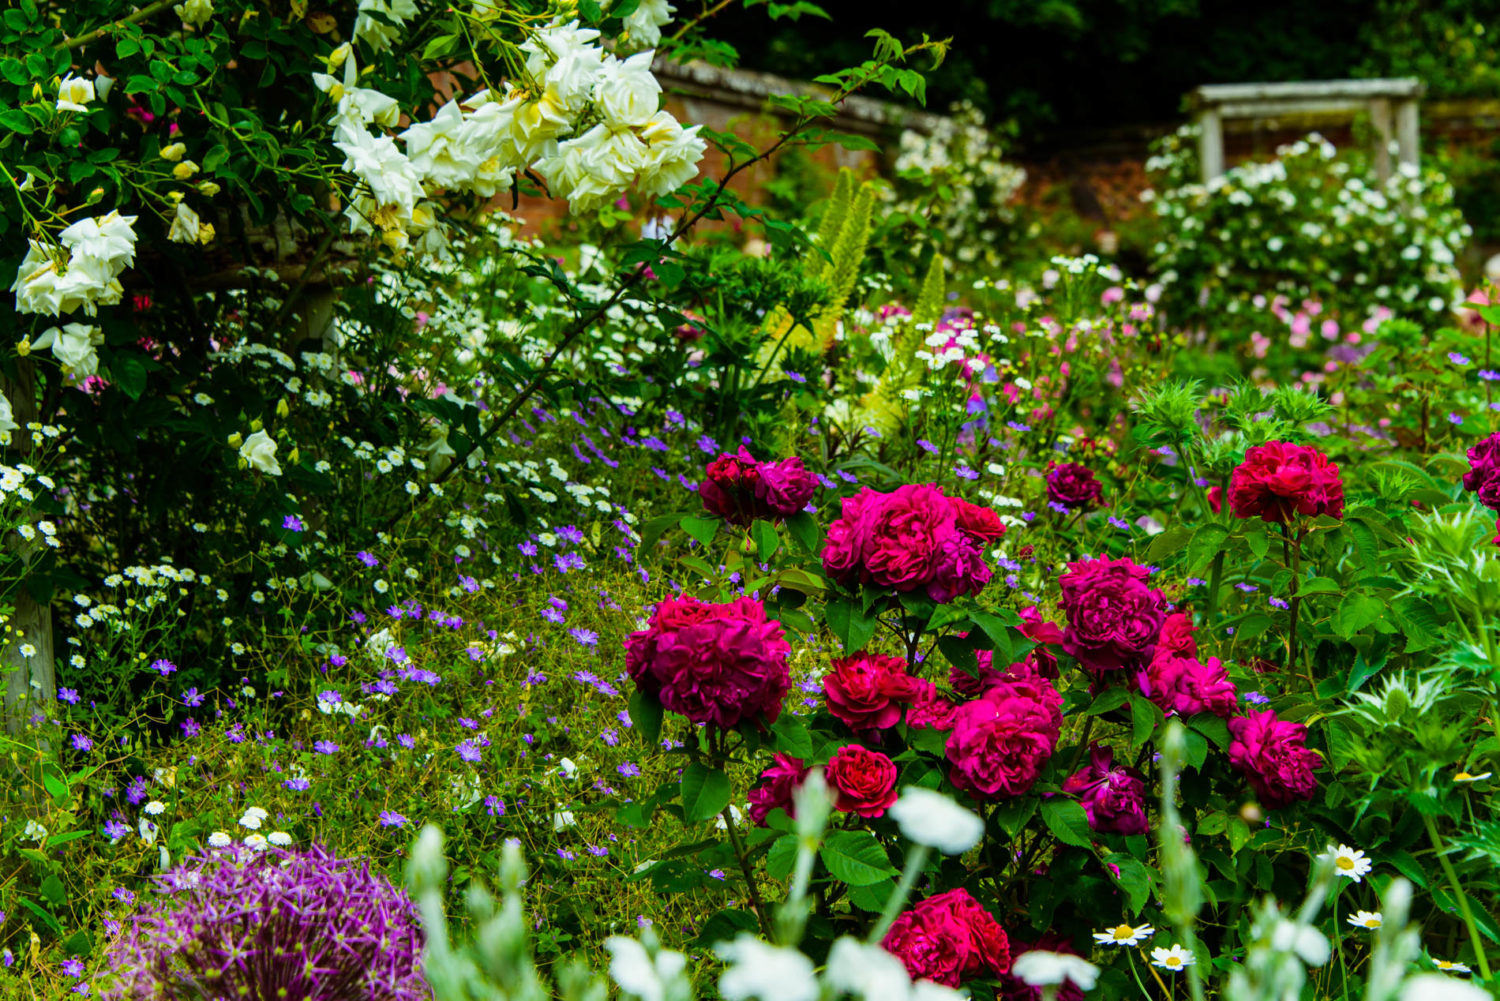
[1434,959,1473,974]
[1347,911,1382,930]
[1151,945,1195,971]
[1455,771,1492,783]
[1316,843,1373,882]
[207,831,231,848]
[1093,923,1155,947]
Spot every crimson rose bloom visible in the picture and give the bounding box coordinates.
[748,753,809,826]
[907,685,961,730]
[824,652,923,730]
[1156,612,1198,659]
[821,484,1000,603]
[1000,935,1087,1001]
[699,447,817,524]
[882,888,1011,987]
[1229,441,1344,523]
[825,744,898,818]
[1046,462,1105,511]
[1058,556,1168,675]
[1142,655,1237,718]
[946,677,1063,799]
[624,596,791,730]
[1062,744,1149,835]
[1228,708,1323,808]
[1463,433,1500,511]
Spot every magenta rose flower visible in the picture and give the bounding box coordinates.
[821,485,1000,603]
[824,652,923,730]
[624,596,791,730]
[698,447,816,524]
[1228,708,1323,808]
[882,888,1011,987]
[1156,612,1198,659]
[945,677,1062,799]
[1463,432,1500,511]
[1229,441,1344,523]
[907,684,961,730]
[1061,744,1149,835]
[1142,654,1237,718]
[1058,556,1167,675]
[1046,462,1105,511]
[825,744,898,818]
[748,753,809,826]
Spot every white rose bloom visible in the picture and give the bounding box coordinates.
[523,21,605,112]
[168,202,203,244]
[11,242,66,315]
[354,0,419,51]
[54,254,124,316]
[0,389,16,444]
[60,211,139,272]
[239,430,282,476]
[1010,951,1100,991]
[401,101,480,189]
[537,124,644,212]
[335,128,426,218]
[825,937,911,1001]
[174,0,214,28]
[637,111,705,197]
[886,787,984,855]
[605,936,688,1001]
[622,0,675,49]
[597,52,662,129]
[56,74,96,113]
[716,935,818,1001]
[31,323,103,378]
[505,86,573,164]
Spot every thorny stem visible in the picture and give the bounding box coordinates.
[721,801,774,940]
[1424,812,1493,979]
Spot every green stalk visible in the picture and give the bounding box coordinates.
[867,844,931,945]
[1423,813,1492,979]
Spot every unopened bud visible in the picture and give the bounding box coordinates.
[226,432,243,449]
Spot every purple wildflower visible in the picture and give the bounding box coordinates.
[378,811,407,828]
[58,687,80,704]
[70,733,93,752]
[356,551,379,567]
[283,515,305,532]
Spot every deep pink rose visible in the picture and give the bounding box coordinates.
[1046,462,1104,511]
[1061,744,1149,835]
[1156,612,1198,659]
[945,678,1062,799]
[1229,441,1344,523]
[1058,556,1168,675]
[883,888,1011,987]
[1464,433,1500,511]
[1000,935,1087,1001]
[821,485,999,603]
[907,684,961,730]
[1228,708,1323,808]
[699,447,816,524]
[624,596,791,730]
[1142,654,1237,718]
[748,753,809,826]
[824,652,923,730]
[825,744,898,818]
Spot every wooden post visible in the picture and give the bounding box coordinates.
[1395,99,1421,171]
[1369,97,1393,184]
[1,360,55,735]
[1197,108,1224,184]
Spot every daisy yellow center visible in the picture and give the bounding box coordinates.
[1439,962,1454,969]
[1457,772,1475,780]
[1336,857,1355,870]
[1363,918,1380,928]
[1166,957,1182,968]
[1112,926,1135,940]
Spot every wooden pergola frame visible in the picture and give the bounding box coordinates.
[1189,78,1425,184]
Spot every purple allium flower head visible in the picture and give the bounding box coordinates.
[103,844,425,1001]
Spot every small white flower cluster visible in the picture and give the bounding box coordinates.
[11,210,139,317]
[322,16,705,251]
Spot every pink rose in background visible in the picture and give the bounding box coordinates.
[824,652,923,730]
[1228,708,1323,808]
[825,744,898,818]
[1229,441,1344,523]
[699,447,816,524]
[883,888,1011,987]
[1463,432,1500,511]
[1142,654,1237,718]
[1156,612,1198,660]
[1058,556,1167,675]
[624,596,791,730]
[1062,744,1149,835]
[945,677,1063,799]
[821,484,1001,603]
[747,753,809,826]
[907,685,961,730]
[1046,462,1105,511]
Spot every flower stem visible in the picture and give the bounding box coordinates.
[721,802,774,940]
[868,843,930,945]
[1423,812,1493,979]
